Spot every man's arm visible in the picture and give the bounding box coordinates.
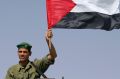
[5,69,14,79]
[45,29,57,60]
[33,29,57,73]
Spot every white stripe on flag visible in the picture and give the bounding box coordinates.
[71,0,120,15]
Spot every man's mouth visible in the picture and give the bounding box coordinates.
[20,57,25,59]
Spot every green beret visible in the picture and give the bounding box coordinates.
[16,42,32,51]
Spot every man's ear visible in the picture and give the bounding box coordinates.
[29,51,32,56]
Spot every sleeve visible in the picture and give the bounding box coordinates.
[33,55,55,73]
[5,68,14,79]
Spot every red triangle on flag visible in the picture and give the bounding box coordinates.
[46,0,76,29]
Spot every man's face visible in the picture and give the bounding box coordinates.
[18,48,31,62]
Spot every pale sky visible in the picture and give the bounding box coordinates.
[0,0,120,79]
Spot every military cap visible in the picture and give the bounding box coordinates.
[16,42,32,51]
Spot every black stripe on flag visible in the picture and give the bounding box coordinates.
[54,12,120,31]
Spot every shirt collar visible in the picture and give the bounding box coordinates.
[17,61,32,72]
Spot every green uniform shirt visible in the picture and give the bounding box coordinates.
[5,55,54,79]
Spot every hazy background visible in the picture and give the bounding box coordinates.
[0,0,120,79]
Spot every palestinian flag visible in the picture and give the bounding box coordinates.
[46,0,120,31]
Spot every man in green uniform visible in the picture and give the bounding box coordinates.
[5,29,57,79]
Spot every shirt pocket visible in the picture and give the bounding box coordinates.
[14,72,24,79]
[28,68,40,79]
